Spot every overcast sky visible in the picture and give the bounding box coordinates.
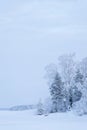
[0,0,87,107]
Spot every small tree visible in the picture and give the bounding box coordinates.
[44,98,52,116]
[37,99,44,115]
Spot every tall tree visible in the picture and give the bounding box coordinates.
[58,54,76,108]
[50,73,66,112]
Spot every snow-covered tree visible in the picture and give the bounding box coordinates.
[43,98,52,116]
[73,69,87,115]
[37,99,44,115]
[58,54,76,109]
[73,78,87,116]
[45,54,87,115]
[50,72,67,112]
[66,69,83,109]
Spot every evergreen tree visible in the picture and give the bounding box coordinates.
[37,99,44,115]
[50,73,66,112]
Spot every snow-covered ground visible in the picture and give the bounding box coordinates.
[0,110,87,130]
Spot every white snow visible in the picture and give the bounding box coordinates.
[0,110,87,130]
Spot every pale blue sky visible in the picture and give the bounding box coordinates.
[0,0,87,107]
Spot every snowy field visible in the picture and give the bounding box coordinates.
[0,110,87,130]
